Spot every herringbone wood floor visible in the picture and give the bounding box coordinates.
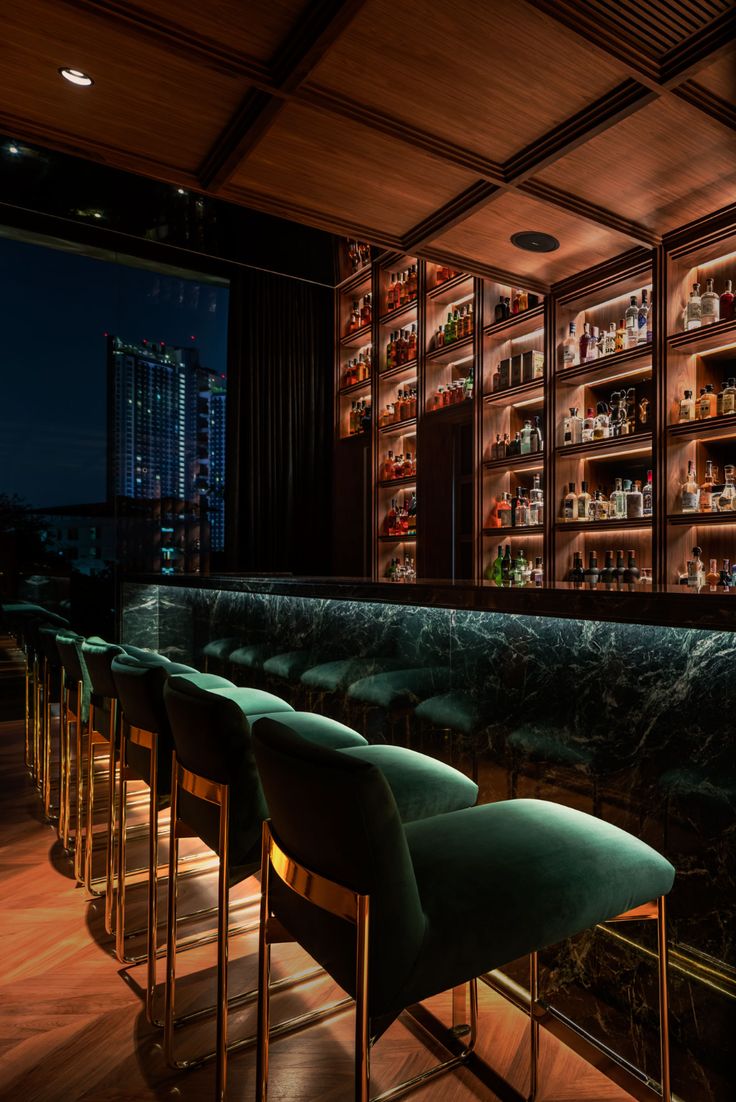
[0,637,633,1102]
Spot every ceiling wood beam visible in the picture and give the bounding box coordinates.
[415,245,550,295]
[518,181,661,248]
[199,0,368,192]
[59,0,270,81]
[503,80,657,183]
[658,8,736,86]
[403,182,503,251]
[672,80,736,133]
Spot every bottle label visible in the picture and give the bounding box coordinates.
[682,491,699,510]
[563,500,575,519]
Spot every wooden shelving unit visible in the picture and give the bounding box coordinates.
[332,208,736,591]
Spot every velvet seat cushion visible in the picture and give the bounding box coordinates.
[414,691,487,735]
[202,637,242,661]
[346,667,452,709]
[228,643,272,670]
[209,686,295,717]
[342,745,477,821]
[506,724,593,767]
[252,718,675,1031]
[300,657,403,693]
[244,710,366,749]
[262,649,314,681]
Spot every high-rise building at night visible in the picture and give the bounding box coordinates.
[107,336,226,559]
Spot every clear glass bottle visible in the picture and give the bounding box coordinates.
[587,325,599,362]
[562,321,577,369]
[593,401,610,440]
[685,283,702,330]
[566,406,583,445]
[582,407,596,443]
[530,556,544,587]
[681,459,699,513]
[579,322,592,363]
[520,420,532,455]
[718,464,736,511]
[690,546,705,588]
[529,473,544,526]
[530,416,543,453]
[512,487,529,527]
[610,477,626,519]
[701,277,720,326]
[678,388,695,421]
[604,320,617,356]
[717,380,727,416]
[625,294,639,347]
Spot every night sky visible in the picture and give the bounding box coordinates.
[0,234,229,507]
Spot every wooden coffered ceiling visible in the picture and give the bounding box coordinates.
[0,0,734,289]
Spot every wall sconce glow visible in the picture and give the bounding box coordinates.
[176,187,187,195]
[7,144,20,155]
[58,67,94,87]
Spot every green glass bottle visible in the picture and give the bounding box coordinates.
[487,543,504,583]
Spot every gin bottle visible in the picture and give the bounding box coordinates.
[625,295,639,348]
[681,460,699,513]
[701,278,720,326]
[685,283,702,330]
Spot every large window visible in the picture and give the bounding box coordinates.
[0,229,229,622]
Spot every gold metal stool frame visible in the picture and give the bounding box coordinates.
[256,821,671,1102]
[165,753,350,1102]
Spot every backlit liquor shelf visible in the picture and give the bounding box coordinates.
[334,208,736,592]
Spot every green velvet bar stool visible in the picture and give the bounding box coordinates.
[346,666,453,743]
[201,637,242,673]
[505,722,597,811]
[261,649,316,706]
[414,691,488,783]
[112,654,295,1027]
[228,642,273,688]
[36,625,68,828]
[55,631,93,878]
[300,656,404,719]
[252,717,676,1102]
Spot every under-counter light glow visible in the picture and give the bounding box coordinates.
[59,67,94,86]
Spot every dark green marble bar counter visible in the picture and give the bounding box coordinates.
[122,571,736,633]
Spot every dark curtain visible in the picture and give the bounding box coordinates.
[225,267,334,574]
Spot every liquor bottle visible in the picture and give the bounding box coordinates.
[604,321,617,356]
[599,550,615,584]
[529,474,544,525]
[494,296,506,323]
[679,389,695,421]
[681,460,700,512]
[701,278,720,325]
[387,274,396,311]
[623,550,640,584]
[407,324,417,361]
[625,295,639,348]
[613,550,626,583]
[690,546,705,588]
[579,322,591,362]
[511,487,528,527]
[361,294,372,325]
[486,544,504,583]
[643,470,653,516]
[562,321,577,368]
[723,378,736,415]
[382,450,394,480]
[718,463,736,511]
[587,326,599,362]
[512,548,529,585]
[530,557,544,586]
[407,493,417,536]
[720,279,734,322]
[699,383,717,419]
[384,498,397,536]
[627,480,644,518]
[584,551,600,585]
[582,407,596,443]
[529,417,543,453]
[497,492,512,527]
[502,544,512,583]
[637,289,649,344]
[590,488,608,521]
[615,317,626,352]
[520,420,532,455]
[608,478,623,519]
[563,482,578,521]
[625,387,637,434]
[700,459,715,512]
[705,558,720,590]
[567,406,583,445]
[444,311,455,344]
[685,283,702,330]
[639,397,650,426]
[577,480,591,521]
[593,401,610,440]
[721,559,732,587]
[609,392,624,437]
[569,551,585,584]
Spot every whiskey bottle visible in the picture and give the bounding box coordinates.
[681,459,700,512]
[701,278,720,326]
[562,321,577,368]
[679,389,695,421]
[615,317,626,352]
[690,546,705,588]
[599,550,614,584]
[700,459,715,512]
[584,551,600,585]
[723,378,736,415]
[494,296,506,323]
[530,417,543,453]
[613,550,626,583]
[625,295,639,348]
[685,283,702,330]
[699,383,717,419]
[594,401,611,440]
[623,551,640,584]
[569,551,585,584]
[604,321,617,356]
[706,558,720,590]
[720,279,734,322]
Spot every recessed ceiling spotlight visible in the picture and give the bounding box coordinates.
[176,187,187,195]
[59,67,94,87]
[511,231,560,253]
[7,143,20,154]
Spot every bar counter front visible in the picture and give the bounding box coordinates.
[122,573,735,1102]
